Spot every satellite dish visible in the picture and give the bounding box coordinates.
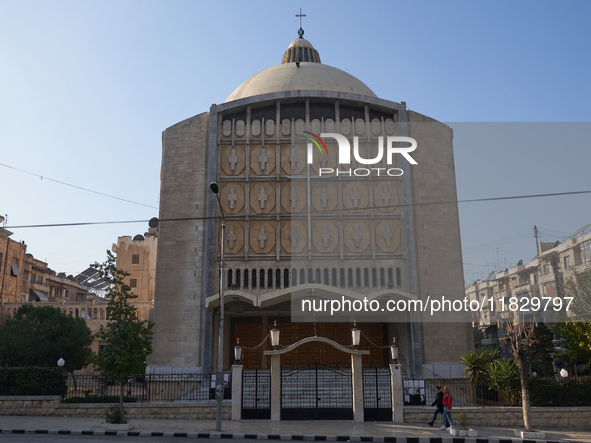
[149,217,159,228]
[133,234,145,241]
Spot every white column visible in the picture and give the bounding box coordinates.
[231,365,243,420]
[351,354,364,423]
[270,354,281,421]
[390,363,404,423]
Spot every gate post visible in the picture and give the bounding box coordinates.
[351,354,364,423]
[231,364,243,420]
[270,354,281,421]
[390,364,403,423]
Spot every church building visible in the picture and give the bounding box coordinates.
[148,25,473,378]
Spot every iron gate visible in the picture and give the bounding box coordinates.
[241,369,271,419]
[281,362,353,420]
[362,368,392,421]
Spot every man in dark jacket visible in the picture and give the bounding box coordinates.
[427,386,448,427]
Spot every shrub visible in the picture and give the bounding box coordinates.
[105,404,127,424]
[530,377,591,406]
[0,368,66,396]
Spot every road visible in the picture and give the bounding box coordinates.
[0,435,240,443]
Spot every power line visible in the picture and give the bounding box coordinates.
[0,162,160,211]
[6,188,591,230]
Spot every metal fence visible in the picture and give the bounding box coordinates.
[64,371,232,403]
[409,376,591,407]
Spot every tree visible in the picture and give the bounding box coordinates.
[562,264,591,321]
[555,321,591,372]
[0,304,93,372]
[460,347,500,386]
[501,319,536,432]
[528,324,555,377]
[92,251,154,423]
[487,359,520,405]
[555,265,591,373]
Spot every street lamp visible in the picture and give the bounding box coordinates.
[57,358,65,368]
[210,181,226,432]
[234,338,243,364]
[351,322,360,349]
[390,337,399,364]
[270,321,280,349]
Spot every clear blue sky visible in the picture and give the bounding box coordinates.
[1,0,590,282]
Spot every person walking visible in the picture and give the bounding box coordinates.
[440,386,454,430]
[427,386,448,427]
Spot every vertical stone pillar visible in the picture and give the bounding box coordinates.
[351,354,364,423]
[390,363,403,423]
[231,365,243,420]
[270,354,281,421]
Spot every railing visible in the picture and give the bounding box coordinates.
[64,371,232,403]
[404,378,476,406]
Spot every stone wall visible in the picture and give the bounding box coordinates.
[0,396,230,420]
[0,396,60,415]
[2,396,589,429]
[404,406,591,430]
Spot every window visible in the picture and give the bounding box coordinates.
[10,263,20,277]
[284,269,289,288]
[582,241,591,264]
[543,265,550,275]
[130,279,137,288]
[564,256,571,268]
[132,254,140,264]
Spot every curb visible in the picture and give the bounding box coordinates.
[0,429,567,443]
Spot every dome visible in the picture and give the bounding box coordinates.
[225,37,376,102]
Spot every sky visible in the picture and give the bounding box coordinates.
[1,0,590,283]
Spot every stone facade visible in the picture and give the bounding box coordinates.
[112,230,158,303]
[466,229,591,352]
[0,218,156,362]
[150,34,473,376]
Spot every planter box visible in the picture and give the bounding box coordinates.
[105,422,133,431]
[514,430,545,439]
[450,428,478,437]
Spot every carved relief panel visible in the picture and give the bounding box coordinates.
[342,181,369,212]
[249,221,276,255]
[280,220,307,254]
[219,222,244,254]
[280,182,307,214]
[311,181,338,212]
[373,182,398,213]
[375,220,401,253]
[343,220,371,253]
[220,146,245,176]
[250,145,276,176]
[311,220,339,254]
[249,182,276,214]
[280,144,306,175]
[220,182,245,215]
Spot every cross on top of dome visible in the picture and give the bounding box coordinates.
[296,8,306,38]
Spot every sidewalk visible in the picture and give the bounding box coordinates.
[0,415,590,442]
